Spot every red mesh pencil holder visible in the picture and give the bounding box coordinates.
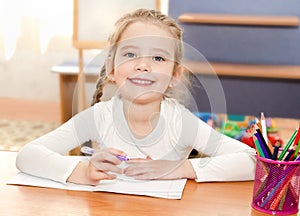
[252,155,300,215]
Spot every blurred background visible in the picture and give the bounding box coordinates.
[0,0,298,152]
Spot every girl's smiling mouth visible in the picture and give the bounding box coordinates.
[127,77,155,86]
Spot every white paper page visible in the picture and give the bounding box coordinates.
[7,172,187,199]
[92,177,187,199]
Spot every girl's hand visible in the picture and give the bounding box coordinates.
[67,148,126,185]
[124,158,197,180]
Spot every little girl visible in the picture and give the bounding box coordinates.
[16,9,256,185]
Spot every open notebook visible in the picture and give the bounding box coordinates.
[8,157,187,199]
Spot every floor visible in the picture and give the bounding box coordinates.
[0,97,60,122]
[0,98,60,151]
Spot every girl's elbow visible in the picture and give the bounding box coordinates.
[15,144,34,171]
[15,146,27,171]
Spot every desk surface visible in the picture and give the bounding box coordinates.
[1,151,295,216]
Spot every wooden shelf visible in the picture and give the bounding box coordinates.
[183,61,300,79]
[178,13,299,27]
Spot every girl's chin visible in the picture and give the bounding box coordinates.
[121,92,163,103]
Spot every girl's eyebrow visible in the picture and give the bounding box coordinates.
[151,48,171,57]
[119,45,139,51]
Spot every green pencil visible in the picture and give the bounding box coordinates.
[294,138,300,160]
[253,136,265,158]
[278,128,298,161]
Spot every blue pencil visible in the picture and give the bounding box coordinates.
[284,146,296,161]
[272,142,280,160]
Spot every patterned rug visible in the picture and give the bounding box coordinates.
[0,119,59,151]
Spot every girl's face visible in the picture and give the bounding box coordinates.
[109,21,182,104]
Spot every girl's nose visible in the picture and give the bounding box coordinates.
[134,57,151,73]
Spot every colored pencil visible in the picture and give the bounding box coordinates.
[253,136,265,157]
[272,141,280,160]
[278,128,298,161]
[294,138,300,160]
[255,118,262,132]
[254,122,273,153]
[256,164,298,206]
[292,126,300,160]
[283,146,296,161]
[255,129,272,159]
[254,132,269,158]
[270,174,291,210]
[292,126,300,147]
[260,112,268,144]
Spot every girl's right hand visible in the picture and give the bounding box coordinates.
[67,148,126,185]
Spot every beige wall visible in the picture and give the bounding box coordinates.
[0,35,78,102]
[0,0,169,103]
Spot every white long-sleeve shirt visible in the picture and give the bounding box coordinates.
[16,95,256,183]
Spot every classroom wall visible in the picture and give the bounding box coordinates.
[168,0,300,118]
[169,0,300,65]
[0,0,169,103]
[0,35,79,102]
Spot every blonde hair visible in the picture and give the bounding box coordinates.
[91,8,185,105]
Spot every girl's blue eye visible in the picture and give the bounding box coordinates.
[124,52,136,58]
[152,56,165,62]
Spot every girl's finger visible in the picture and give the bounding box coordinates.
[90,160,123,174]
[124,165,150,176]
[92,151,121,165]
[108,148,127,157]
[88,170,117,184]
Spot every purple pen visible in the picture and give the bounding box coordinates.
[80,146,94,155]
[81,146,129,161]
[116,155,129,161]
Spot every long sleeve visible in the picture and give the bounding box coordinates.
[182,111,256,182]
[16,106,99,183]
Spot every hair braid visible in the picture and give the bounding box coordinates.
[91,65,108,106]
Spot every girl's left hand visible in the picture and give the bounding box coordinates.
[123,158,196,180]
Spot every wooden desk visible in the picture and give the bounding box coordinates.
[2,151,296,216]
